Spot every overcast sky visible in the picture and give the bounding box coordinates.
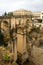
[0,0,43,15]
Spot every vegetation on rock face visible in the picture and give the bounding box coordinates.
[0,46,18,65]
[26,24,43,48]
[3,53,9,61]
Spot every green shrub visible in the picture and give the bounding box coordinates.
[3,53,9,61]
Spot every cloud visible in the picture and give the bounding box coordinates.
[0,0,43,15]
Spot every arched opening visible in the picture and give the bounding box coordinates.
[1,21,9,30]
[3,21,9,27]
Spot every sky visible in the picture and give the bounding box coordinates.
[0,0,43,15]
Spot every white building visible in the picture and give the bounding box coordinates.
[40,11,43,19]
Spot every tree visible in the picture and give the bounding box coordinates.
[4,12,7,16]
[8,12,13,16]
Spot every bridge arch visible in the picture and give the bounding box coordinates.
[1,20,9,30]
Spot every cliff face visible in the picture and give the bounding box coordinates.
[31,46,43,65]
